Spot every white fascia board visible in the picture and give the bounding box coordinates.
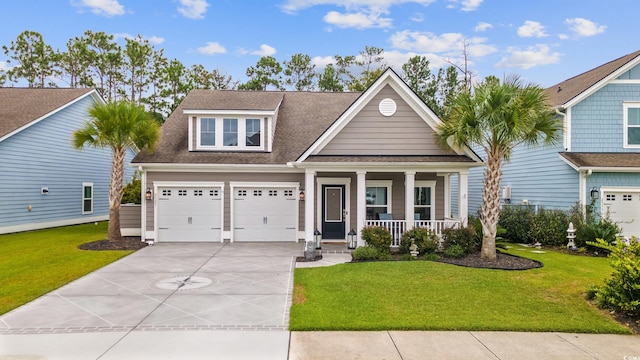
[135,163,302,173]
[0,89,100,144]
[564,55,640,108]
[183,109,276,116]
[558,154,580,171]
[291,161,482,173]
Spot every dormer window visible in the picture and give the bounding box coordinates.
[195,116,265,151]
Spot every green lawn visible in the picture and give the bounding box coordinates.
[0,222,135,315]
[291,244,631,333]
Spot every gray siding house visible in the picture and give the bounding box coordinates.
[466,50,640,237]
[0,88,136,234]
[133,69,483,246]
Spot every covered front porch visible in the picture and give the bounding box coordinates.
[301,165,470,248]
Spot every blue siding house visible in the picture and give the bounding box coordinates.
[0,88,136,234]
[466,50,640,237]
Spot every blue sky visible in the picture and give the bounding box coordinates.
[1,0,636,88]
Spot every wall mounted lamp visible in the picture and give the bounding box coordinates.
[145,188,153,201]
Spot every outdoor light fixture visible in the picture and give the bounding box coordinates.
[314,229,322,249]
[590,187,599,201]
[145,188,153,201]
[347,229,357,249]
[299,189,305,201]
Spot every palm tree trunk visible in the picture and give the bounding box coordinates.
[480,149,503,260]
[107,146,125,242]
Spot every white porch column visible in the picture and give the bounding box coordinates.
[458,170,469,226]
[404,171,416,230]
[356,171,367,246]
[305,169,316,243]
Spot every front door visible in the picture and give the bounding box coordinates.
[322,185,346,239]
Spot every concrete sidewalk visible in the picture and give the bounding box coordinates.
[289,331,640,360]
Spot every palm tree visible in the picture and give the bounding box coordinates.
[436,75,561,260]
[73,101,160,242]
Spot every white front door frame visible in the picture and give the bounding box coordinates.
[316,177,351,241]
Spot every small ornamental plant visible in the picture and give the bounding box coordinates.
[360,226,392,254]
[587,236,640,316]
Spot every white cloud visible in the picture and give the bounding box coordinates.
[447,0,483,11]
[410,12,424,22]
[389,30,496,58]
[558,34,569,40]
[517,20,547,38]
[74,0,125,16]
[474,22,492,32]
[177,0,209,19]
[147,36,165,45]
[280,0,435,29]
[280,0,435,14]
[565,18,606,37]
[496,44,561,69]
[324,10,392,29]
[197,42,226,55]
[251,44,277,56]
[0,61,11,71]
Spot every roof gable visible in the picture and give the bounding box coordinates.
[297,68,476,162]
[545,50,640,108]
[0,88,98,142]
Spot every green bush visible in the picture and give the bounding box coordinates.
[441,226,481,255]
[587,237,640,316]
[498,205,535,243]
[443,244,465,258]
[529,209,570,246]
[353,246,380,261]
[399,227,439,255]
[352,246,392,261]
[361,226,392,253]
[577,219,620,248]
[121,177,141,204]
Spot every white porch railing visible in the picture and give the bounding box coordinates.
[365,219,462,247]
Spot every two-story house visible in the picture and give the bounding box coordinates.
[0,88,136,234]
[466,50,640,237]
[132,69,483,246]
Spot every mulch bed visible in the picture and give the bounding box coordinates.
[78,237,149,251]
[437,252,543,270]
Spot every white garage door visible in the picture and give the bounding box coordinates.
[157,186,223,242]
[602,190,640,237]
[233,187,298,242]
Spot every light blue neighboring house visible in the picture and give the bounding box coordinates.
[464,50,640,237]
[0,88,136,234]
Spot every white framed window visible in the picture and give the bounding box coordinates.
[366,180,392,220]
[196,116,264,150]
[623,103,640,147]
[82,182,93,214]
[414,181,436,221]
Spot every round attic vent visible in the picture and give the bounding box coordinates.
[379,98,397,116]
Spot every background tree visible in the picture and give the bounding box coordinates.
[159,58,190,114]
[82,30,122,100]
[401,56,462,117]
[317,64,343,92]
[348,46,386,91]
[435,75,561,260]
[283,53,316,90]
[239,56,283,90]
[73,101,160,242]
[59,36,94,88]
[123,35,154,103]
[2,30,59,87]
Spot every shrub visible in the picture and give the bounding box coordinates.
[577,219,620,248]
[121,176,141,204]
[353,246,380,261]
[443,244,465,258]
[587,237,640,316]
[399,227,439,255]
[529,209,570,246]
[441,226,481,255]
[498,205,535,243]
[360,226,392,253]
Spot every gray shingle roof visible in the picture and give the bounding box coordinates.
[0,88,94,139]
[560,152,640,168]
[545,50,640,107]
[133,90,363,165]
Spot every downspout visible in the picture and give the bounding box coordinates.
[555,107,569,151]
[580,169,593,219]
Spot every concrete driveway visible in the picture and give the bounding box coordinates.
[0,242,303,359]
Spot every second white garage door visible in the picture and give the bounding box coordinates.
[157,186,223,242]
[602,189,640,237]
[233,187,298,241]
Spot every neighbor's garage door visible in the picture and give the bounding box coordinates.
[157,186,223,242]
[233,187,297,241]
[602,190,640,237]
